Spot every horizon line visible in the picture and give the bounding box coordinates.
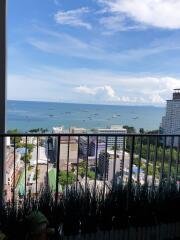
[7,99,165,108]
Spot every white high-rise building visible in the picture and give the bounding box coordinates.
[162,89,180,146]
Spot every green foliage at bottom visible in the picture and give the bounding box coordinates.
[1,181,180,239]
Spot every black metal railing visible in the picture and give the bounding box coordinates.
[1,133,180,239]
[1,133,180,203]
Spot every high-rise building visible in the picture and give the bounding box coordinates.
[98,150,129,183]
[161,89,180,145]
[79,137,106,159]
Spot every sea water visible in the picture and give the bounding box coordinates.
[7,100,165,132]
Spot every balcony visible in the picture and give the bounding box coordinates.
[1,132,180,239]
[1,1,180,239]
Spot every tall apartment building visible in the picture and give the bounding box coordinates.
[79,137,106,159]
[79,137,91,158]
[94,125,127,149]
[162,89,180,146]
[98,150,129,183]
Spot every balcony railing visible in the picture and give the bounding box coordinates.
[1,133,180,239]
[1,133,180,202]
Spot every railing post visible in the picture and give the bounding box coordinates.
[0,0,6,205]
[128,136,135,187]
[55,136,60,205]
[127,135,135,209]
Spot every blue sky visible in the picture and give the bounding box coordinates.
[8,0,180,105]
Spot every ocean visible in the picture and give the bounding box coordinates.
[7,100,165,132]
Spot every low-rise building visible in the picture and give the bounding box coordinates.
[69,127,87,134]
[59,138,78,170]
[52,126,80,169]
[21,136,37,145]
[94,125,127,149]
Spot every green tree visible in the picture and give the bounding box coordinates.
[59,170,76,187]
[123,125,136,133]
[29,128,48,133]
[87,170,95,180]
[27,144,34,153]
[139,128,145,134]
[21,153,31,163]
[29,128,40,133]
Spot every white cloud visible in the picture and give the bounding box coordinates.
[8,66,180,105]
[54,7,92,30]
[74,85,116,97]
[104,85,116,97]
[74,84,165,105]
[28,28,180,63]
[72,73,180,105]
[27,29,106,61]
[75,86,98,95]
[97,0,180,29]
[99,15,146,33]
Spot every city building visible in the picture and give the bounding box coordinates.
[69,127,87,134]
[89,141,106,157]
[30,146,48,166]
[79,136,106,159]
[21,136,37,145]
[52,126,64,135]
[94,125,127,149]
[79,137,94,158]
[52,126,64,160]
[161,89,180,145]
[98,150,129,183]
[52,126,80,169]
[59,138,78,170]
